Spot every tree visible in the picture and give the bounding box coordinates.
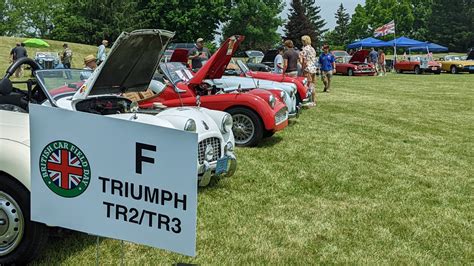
[144,0,230,43]
[348,4,371,42]
[222,0,284,51]
[410,0,433,40]
[428,0,473,51]
[12,0,64,38]
[302,0,327,46]
[333,3,350,46]
[284,0,316,48]
[0,0,22,36]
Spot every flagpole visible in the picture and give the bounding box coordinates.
[393,20,397,70]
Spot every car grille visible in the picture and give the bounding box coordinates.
[198,137,221,164]
[44,60,54,69]
[275,106,288,125]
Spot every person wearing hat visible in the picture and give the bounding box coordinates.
[188,38,210,70]
[318,44,336,92]
[80,55,97,80]
[97,39,109,66]
[61,43,73,69]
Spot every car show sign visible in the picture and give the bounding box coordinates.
[29,104,198,256]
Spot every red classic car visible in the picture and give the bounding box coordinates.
[394,56,441,74]
[335,49,376,76]
[138,36,289,147]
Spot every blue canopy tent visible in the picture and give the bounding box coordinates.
[407,42,448,52]
[347,37,389,49]
[385,36,426,47]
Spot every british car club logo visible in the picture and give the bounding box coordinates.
[39,140,91,198]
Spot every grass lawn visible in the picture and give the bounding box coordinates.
[27,72,473,264]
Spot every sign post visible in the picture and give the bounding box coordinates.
[30,105,198,257]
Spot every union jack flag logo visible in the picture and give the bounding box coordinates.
[47,149,84,190]
[374,20,395,37]
[40,140,91,198]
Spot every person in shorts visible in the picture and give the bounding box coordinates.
[378,49,386,76]
[299,35,317,106]
[318,45,335,92]
[282,40,299,77]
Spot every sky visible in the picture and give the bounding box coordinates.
[279,0,365,33]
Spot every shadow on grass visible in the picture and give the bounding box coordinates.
[258,135,283,148]
[35,229,101,265]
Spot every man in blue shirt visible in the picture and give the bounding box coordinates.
[318,44,335,92]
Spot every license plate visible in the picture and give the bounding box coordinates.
[216,157,229,175]
[432,67,437,70]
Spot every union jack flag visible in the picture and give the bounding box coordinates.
[47,149,84,190]
[374,20,395,37]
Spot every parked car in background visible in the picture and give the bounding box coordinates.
[233,50,271,72]
[395,56,441,74]
[162,42,195,62]
[335,49,376,76]
[332,50,350,59]
[437,55,474,74]
[139,36,289,147]
[34,52,60,69]
[260,49,278,69]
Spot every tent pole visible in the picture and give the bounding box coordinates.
[393,20,397,69]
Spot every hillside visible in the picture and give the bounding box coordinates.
[0,36,98,74]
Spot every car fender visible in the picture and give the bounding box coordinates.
[0,139,31,190]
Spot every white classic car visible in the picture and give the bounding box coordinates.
[0,29,236,264]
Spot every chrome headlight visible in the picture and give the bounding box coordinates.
[221,114,233,133]
[268,94,276,108]
[184,119,196,132]
[225,141,234,152]
[458,64,463,68]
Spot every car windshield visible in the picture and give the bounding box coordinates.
[35,52,58,58]
[160,62,194,84]
[35,69,92,100]
[333,51,349,57]
[236,60,250,73]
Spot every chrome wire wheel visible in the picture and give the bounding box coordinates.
[232,114,255,145]
[0,191,24,257]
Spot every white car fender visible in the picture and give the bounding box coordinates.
[0,139,31,190]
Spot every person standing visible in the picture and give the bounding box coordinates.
[282,40,299,77]
[61,43,73,69]
[300,35,317,106]
[9,43,20,63]
[188,38,210,70]
[369,47,379,74]
[273,46,284,74]
[318,44,335,93]
[378,49,386,76]
[80,55,98,80]
[97,40,108,66]
[12,43,28,78]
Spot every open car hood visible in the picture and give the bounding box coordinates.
[261,49,278,63]
[349,50,369,63]
[73,29,174,100]
[189,35,245,86]
[170,48,189,64]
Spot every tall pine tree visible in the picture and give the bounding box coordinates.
[334,3,350,47]
[284,0,316,48]
[302,0,327,47]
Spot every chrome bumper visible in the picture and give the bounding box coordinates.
[197,153,237,186]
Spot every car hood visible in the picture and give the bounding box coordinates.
[213,76,296,93]
[189,35,245,86]
[441,60,474,65]
[170,48,189,64]
[350,50,369,63]
[0,110,30,145]
[261,49,278,63]
[157,107,222,134]
[73,29,174,100]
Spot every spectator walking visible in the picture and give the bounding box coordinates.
[61,43,73,69]
[9,43,20,63]
[97,40,108,65]
[282,40,299,77]
[318,44,335,93]
[378,49,386,76]
[273,46,284,74]
[188,38,210,70]
[369,47,379,74]
[300,35,317,106]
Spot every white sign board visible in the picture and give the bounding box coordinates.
[29,104,198,256]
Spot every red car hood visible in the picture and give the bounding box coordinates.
[170,48,188,63]
[189,35,245,86]
[350,49,369,63]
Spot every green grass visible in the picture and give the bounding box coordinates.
[29,72,473,264]
[0,36,97,75]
